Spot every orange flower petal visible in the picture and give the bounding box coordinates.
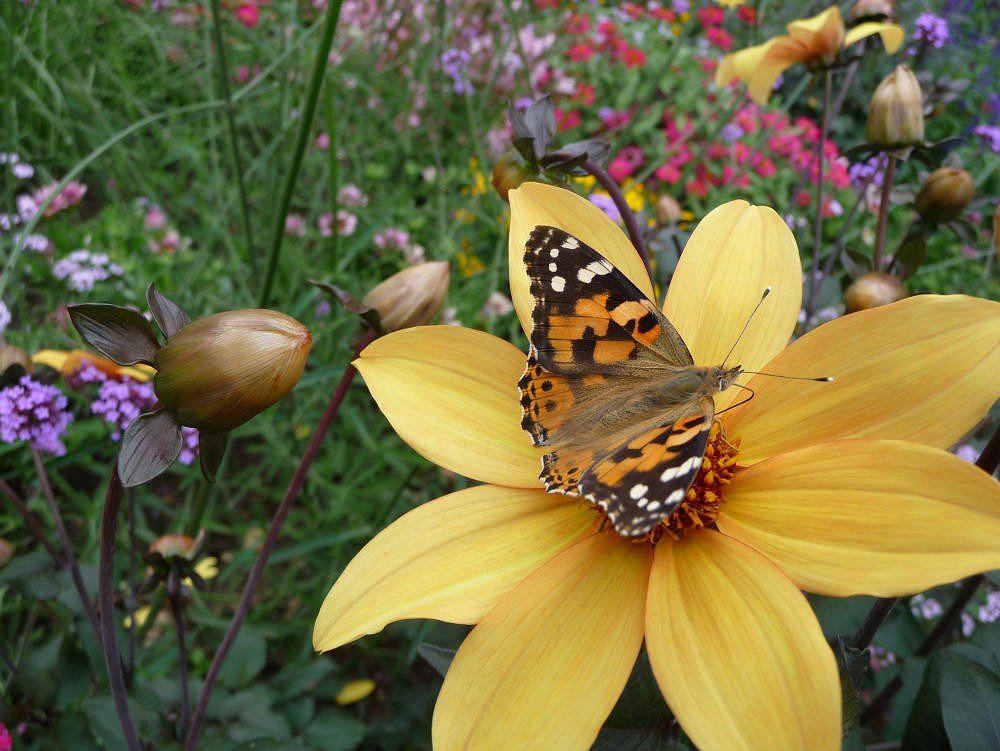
[313,485,595,651]
[844,21,905,53]
[508,181,654,336]
[355,325,541,487]
[718,439,1000,597]
[727,295,1000,462]
[433,533,650,750]
[663,201,801,410]
[646,531,840,751]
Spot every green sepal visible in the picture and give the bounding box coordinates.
[146,283,191,339]
[118,409,183,487]
[307,279,384,333]
[68,303,161,366]
[198,432,228,482]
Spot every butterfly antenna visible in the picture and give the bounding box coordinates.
[721,287,771,368]
[741,371,833,382]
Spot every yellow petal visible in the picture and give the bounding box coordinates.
[313,485,594,651]
[727,295,1000,462]
[508,182,655,335]
[716,40,800,105]
[844,21,905,53]
[335,679,376,705]
[356,325,540,487]
[32,348,154,382]
[663,201,801,410]
[786,6,844,56]
[646,531,840,751]
[433,533,649,750]
[719,439,1000,597]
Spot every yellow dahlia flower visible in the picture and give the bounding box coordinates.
[314,182,1000,750]
[716,5,904,104]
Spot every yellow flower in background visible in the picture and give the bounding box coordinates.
[33,348,154,382]
[621,179,646,212]
[716,5,904,103]
[335,678,376,706]
[314,183,1000,750]
[466,158,488,196]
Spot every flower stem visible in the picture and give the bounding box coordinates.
[184,328,376,750]
[582,159,651,283]
[872,155,897,272]
[167,585,191,739]
[258,0,345,308]
[29,447,101,639]
[98,464,142,751]
[0,476,63,564]
[208,0,257,278]
[850,597,898,650]
[806,70,832,319]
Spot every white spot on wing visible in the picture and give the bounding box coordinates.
[659,455,701,483]
[629,483,649,500]
[549,262,557,272]
[549,248,559,258]
[562,236,580,249]
[551,276,566,292]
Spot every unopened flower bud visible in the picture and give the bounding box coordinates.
[844,271,908,313]
[153,309,311,433]
[915,167,975,223]
[0,345,32,375]
[363,261,450,332]
[491,152,535,203]
[654,195,683,225]
[848,0,895,23]
[866,66,924,148]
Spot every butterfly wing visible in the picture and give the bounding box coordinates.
[579,398,714,537]
[523,225,693,375]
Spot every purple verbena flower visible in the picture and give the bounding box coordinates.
[913,13,950,49]
[972,124,1000,154]
[90,377,157,440]
[979,590,1000,623]
[52,249,123,292]
[65,361,107,390]
[441,48,473,95]
[0,375,73,456]
[588,193,622,223]
[178,427,199,465]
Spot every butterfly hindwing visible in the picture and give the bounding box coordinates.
[579,399,714,537]
[523,225,693,376]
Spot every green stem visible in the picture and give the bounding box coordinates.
[872,155,897,272]
[257,0,345,308]
[208,0,257,277]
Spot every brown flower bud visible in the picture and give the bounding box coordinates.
[915,167,975,223]
[153,309,311,433]
[848,0,895,23]
[0,345,32,375]
[491,152,535,203]
[866,65,924,148]
[844,271,908,313]
[363,261,450,332]
[654,195,683,225]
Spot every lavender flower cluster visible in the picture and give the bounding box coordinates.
[52,249,124,292]
[913,13,950,49]
[0,375,73,456]
[91,378,157,440]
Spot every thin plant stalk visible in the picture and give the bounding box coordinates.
[167,585,191,738]
[0,476,63,563]
[806,70,833,319]
[126,489,138,684]
[582,159,651,282]
[872,155,898,271]
[184,328,376,751]
[208,0,257,277]
[30,446,101,638]
[258,0,345,308]
[98,465,142,751]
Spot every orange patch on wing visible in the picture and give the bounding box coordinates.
[582,374,607,387]
[592,340,637,365]
[548,314,605,340]
[633,322,661,346]
[609,300,650,327]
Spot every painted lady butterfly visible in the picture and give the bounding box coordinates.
[519,225,742,537]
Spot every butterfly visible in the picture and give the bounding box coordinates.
[518,225,743,538]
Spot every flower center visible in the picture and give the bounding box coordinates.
[649,423,740,544]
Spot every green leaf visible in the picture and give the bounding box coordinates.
[592,727,670,750]
[118,409,183,487]
[302,710,368,750]
[902,652,952,751]
[146,282,190,338]
[416,642,455,677]
[67,303,161,365]
[218,628,268,689]
[941,654,1000,750]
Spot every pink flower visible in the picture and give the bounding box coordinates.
[697,6,725,27]
[337,183,368,207]
[235,3,259,27]
[0,722,11,751]
[566,43,594,62]
[29,180,87,218]
[144,205,167,231]
[319,210,358,237]
[285,213,306,236]
[655,163,683,184]
[315,132,330,151]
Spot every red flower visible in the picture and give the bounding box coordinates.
[706,27,733,50]
[565,13,590,34]
[567,43,595,62]
[697,6,726,27]
[556,108,581,131]
[235,3,259,27]
[621,47,647,68]
[737,6,757,25]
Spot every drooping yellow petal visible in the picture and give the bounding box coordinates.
[646,531,840,751]
[663,201,801,410]
[433,533,649,751]
[719,439,1000,597]
[716,38,806,104]
[508,182,654,336]
[786,6,844,58]
[727,295,1000,462]
[313,485,595,651]
[356,325,541,487]
[844,21,905,53]
[32,348,155,382]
